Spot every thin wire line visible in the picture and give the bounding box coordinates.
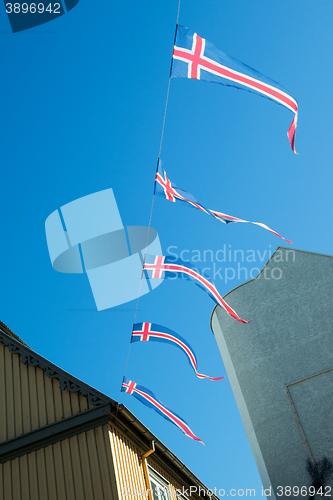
[158,78,172,160]
[118,0,181,406]
[176,0,181,25]
[118,193,155,407]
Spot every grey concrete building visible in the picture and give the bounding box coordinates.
[211,247,333,499]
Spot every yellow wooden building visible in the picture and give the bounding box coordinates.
[0,321,214,500]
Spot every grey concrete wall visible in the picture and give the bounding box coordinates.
[211,248,333,499]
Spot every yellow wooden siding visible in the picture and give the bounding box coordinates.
[108,424,147,500]
[108,425,181,500]
[0,424,118,500]
[0,343,196,500]
[0,342,95,443]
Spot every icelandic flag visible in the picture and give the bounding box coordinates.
[121,377,204,445]
[155,161,292,244]
[155,160,213,217]
[143,255,251,324]
[172,25,298,153]
[132,322,224,381]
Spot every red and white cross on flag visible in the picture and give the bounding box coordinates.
[155,170,177,202]
[173,32,205,80]
[144,256,166,279]
[123,380,136,395]
[144,255,251,324]
[155,161,212,215]
[172,25,299,153]
[121,377,205,445]
[134,322,151,341]
[154,161,292,243]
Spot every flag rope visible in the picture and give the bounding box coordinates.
[118,0,182,406]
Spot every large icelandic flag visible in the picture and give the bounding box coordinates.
[172,25,298,153]
[121,377,204,444]
[132,322,224,381]
[143,255,251,324]
[155,161,292,244]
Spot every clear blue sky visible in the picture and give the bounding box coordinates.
[1,0,332,496]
